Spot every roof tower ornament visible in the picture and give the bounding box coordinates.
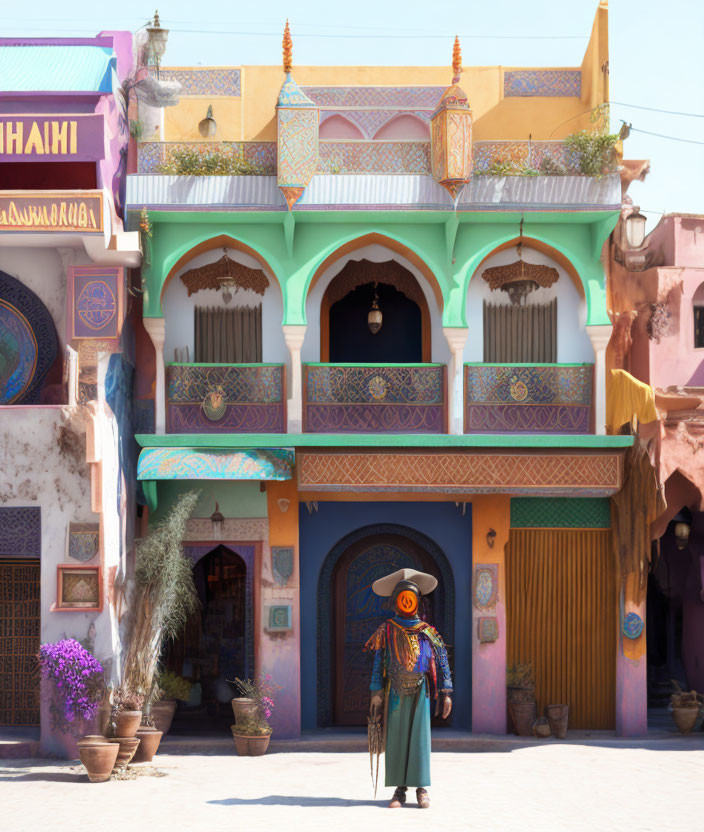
[430,36,473,202]
[276,19,319,210]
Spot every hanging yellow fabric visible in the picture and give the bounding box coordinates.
[606,369,658,434]
[506,528,616,729]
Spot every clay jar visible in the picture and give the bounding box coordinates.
[672,707,699,734]
[108,737,141,769]
[508,702,537,736]
[132,727,163,763]
[114,710,142,738]
[545,704,569,739]
[230,726,272,756]
[151,700,177,734]
[78,741,119,783]
[231,698,258,724]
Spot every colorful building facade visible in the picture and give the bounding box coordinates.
[128,3,643,739]
[0,32,141,754]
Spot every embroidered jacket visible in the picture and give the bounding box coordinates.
[364,615,453,699]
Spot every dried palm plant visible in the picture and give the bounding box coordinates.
[121,491,200,720]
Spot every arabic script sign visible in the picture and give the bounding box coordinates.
[0,192,104,233]
[0,115,105,162]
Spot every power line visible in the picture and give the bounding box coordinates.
[610,101,704,119]
[630,127,704,146]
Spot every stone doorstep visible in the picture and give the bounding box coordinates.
[0,739,41,760]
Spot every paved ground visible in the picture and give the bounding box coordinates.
[2,739,704,832]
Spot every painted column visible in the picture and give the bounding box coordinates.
[143,317,166,434]
[443,327,468,435]
[283,324,307,434]
[471,495,511,733]
[615,573,648,736]
[586,323,612,435]
[263,479,301,738]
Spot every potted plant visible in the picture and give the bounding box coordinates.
[670,681,703,734]
[507,663,537,737]
[230,676,277,756]
[38,638,107,762]
[151,671,191,735]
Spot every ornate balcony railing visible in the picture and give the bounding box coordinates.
[166,363,286,433]
[303,364,446,433]
[464,363,593,434]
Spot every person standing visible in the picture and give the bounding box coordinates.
[364,568,452,809]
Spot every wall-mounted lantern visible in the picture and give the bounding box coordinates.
[626,208,647,249]
[674,521,691,550]
[210,502,224,538]
[486,528,497,549]
[146,10,169,80]
[368,283,383,334]
[199,105,217,138]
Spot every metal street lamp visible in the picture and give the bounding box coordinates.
[146,10,169,79]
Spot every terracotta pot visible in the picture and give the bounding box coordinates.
[132,728,163,763]
[546,704,569,739]
[108,736,141,769]
[151,700,177,734]
[114,710,142,739]
[77,735,108,747]
[672,707,699,734]
[79,742,119,782]
[230,726,272,756]
[231,698,259,724]
[508,702,537,736]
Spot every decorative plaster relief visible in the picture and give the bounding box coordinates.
[473,565,499,610]
[0,507,41,556]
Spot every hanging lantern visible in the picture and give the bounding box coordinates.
[210,502,224,538]
[146,10,169,79]
[368,285,383,334]
[430,36,473,200]
[626,208,647,249]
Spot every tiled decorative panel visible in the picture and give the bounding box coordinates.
[155,68,241,96]
[302,86,444,108]
[166,364,285,433]
[464,364,593,434]
[304,365,445,434]
[473,140,580,173]
[67,522,99,563]
[297,451,623,496]
[69,267,122,340]
[138,141,276,174]
[511,497,611,529]
[318,141,431,174]
[57,565,100,609]
[137,448,295,481]
[0,508,41,557]
[504,70,581,97]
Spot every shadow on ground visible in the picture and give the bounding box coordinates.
[208,795,382,808]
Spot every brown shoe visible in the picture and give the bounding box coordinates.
[389,787,407,808]
[416,788,430,809]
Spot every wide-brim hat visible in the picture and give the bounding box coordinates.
[371,568,438,597]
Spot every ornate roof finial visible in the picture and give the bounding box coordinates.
[283,19,293,74]
[452,36,462,83]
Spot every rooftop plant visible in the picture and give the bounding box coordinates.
[564,104,620,178]
[670,680,703,709]
[158,148,264,176]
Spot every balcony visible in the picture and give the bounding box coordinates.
[303,364,446,433]
[166,363,286,433]
[464,363,593,434]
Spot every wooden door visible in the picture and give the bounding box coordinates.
[332,534,442,726]
[0,559,40,725]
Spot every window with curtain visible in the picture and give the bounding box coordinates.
[194,306,263,363]
[694,306,704,349]
[483,299,557,363]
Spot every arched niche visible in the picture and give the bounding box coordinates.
[692,282,704,349]
[162,244,287,365]
[319,114,364,140]
[0,270,59,404]
[463,241,593,364]
[373,113,429,141]
[304,239,446,365]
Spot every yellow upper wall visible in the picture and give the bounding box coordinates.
[161,3,608,144]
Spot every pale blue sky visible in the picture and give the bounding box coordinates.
[3,0,703,226]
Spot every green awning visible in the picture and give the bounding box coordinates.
[137,447,294,481]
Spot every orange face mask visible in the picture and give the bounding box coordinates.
[395,589,419,617]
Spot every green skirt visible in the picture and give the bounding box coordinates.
[384,678,431,787]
